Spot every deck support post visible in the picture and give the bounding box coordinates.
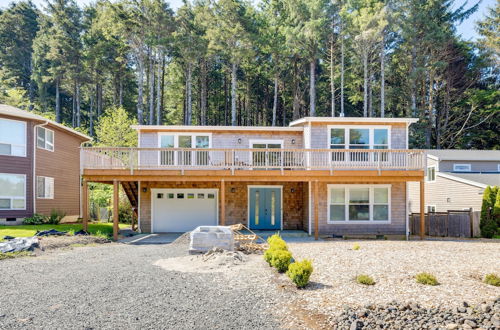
[220,179,225,226]
[82,179,89,232]
[314,180,319,240]
[419,179,425,240]
[113,180,119,241]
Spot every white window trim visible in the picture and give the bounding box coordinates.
[0,118,27,157]
[426,165,436,182]
[327,125,392,149]
[249,139,284,148]
[157,132,212,148]
[327,184,391,224]
[36,176,54,199]
[37,126,55,152]
[0,173,27,210]
[157,133,212,166]
[453,163,471,172]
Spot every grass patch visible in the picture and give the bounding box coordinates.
[0,251,33,260]
[484,273,500,287]
[353,243,361,250]
[493,235,500,239]
[356,274,375,285]
[415,272,439,286]
[0,223,130,239]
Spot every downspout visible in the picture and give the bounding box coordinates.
[79,141,88,219]
[33,120,49,215]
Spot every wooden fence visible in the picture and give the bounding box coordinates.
[410,209,481,238]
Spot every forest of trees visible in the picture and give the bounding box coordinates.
[0,0,498,149]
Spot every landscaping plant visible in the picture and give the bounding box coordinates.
[415,272,439,286]
[353,243,360,250]
[484,273,500,287]
[356,274,375,285]
[270,249,293,272]
[287,259,313,288]
[23,214,47,225]
[480,186,499,238]
[264,234,289,265]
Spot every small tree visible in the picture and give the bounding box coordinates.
[94,106,138,147]
[493,188,500,227]
[480,186,499,238]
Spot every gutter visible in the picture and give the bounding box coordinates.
[33,120,49,215]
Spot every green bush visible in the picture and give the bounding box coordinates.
[23,214,47,225]
[484,273,500,287]
[415,272,439,286]
[270,249,293,272]
[267,234,288,250]
[353,243,360,250]
[287,259,313,288]
[47,209,65,225]
[493,190,500,226]
[264,248,277,265]
[480,186,499,238]
[356,274,375,285]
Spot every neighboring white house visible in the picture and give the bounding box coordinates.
[409,150,500,213]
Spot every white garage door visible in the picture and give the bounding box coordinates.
[151,188,218,232]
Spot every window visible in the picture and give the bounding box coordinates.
[159,133,211,166]
[453,164,471,172]
[177,193,184,199]
[37,127,54,151]
[427,205,436,213]
[426,166,436,182]
[328,126,390,150]
[498,164,500,172]
[327,185,390,223]
[0,173,26,210]
[36,176,54,199]
[0,119,26,157]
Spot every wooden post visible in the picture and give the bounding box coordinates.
[419,179,425,240]
[314,180,319,240]
[220,180,225,226]
[82,179,88,232]
[113,180,119,241]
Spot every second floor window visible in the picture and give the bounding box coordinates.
[0,118,26,157]
[426,166,436,182]
[37,127,54,151]
[329,127,389,150]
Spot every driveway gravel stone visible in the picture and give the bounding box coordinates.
[0,242,280,330]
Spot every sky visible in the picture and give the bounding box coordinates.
[0,0,496,41]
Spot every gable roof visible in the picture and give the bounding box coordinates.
[289,117,419,126]
[437,172,500,188]
[0,104,91,141]
[427,149,500,161]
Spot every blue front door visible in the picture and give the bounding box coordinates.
[249,187,281,230]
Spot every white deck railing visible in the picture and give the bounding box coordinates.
[81,147,425,173]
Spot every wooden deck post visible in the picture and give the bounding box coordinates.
[419,179,425,240]
[220,179,225,226]
[113,180,119,241]
[82,179,88,232]
[314,180,319,240]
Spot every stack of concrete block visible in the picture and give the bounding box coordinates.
[189,226,234,253]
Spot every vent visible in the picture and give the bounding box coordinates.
[6,217,17,222]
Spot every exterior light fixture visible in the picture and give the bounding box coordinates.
[142,187,147,193]
[231,187,236,193]
[447,197,451,203]
[291,188,295,193]
[291,139,296,144]
[238,138,242,144]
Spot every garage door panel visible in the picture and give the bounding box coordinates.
[152,189,218,233]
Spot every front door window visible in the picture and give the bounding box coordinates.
[249,187,281,230]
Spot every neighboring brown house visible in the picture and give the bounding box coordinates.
[409,150,500,213]
[0,104,91,225]
[81,117,426,239]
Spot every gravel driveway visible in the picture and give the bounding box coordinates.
[0,242,281,330]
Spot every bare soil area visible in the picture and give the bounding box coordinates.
[37,235,110,251]
[284,240,500,319]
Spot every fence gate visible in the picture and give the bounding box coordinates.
[410,210,481,238]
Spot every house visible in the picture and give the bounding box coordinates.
[0,104,91,225]
[80,117,426,240]
[409,150,500,213]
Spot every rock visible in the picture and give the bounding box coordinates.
[458,307,467,313]
[445,323,459,329]
[480,304,491,313]
[350,320,363,330]
[463,319,476,328]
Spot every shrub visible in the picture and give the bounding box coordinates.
[415,272,439,286]
[353,243,360,250]
[270,249,293,272]
[267,234,288,250]
[23,214,47,225]
[493,190,500,227]
[264,248,276,265]
[480,186,499,238]
[46,209,66,225]
[287,259,313,288]
[484,273,500,287]
[356,274,375,285]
